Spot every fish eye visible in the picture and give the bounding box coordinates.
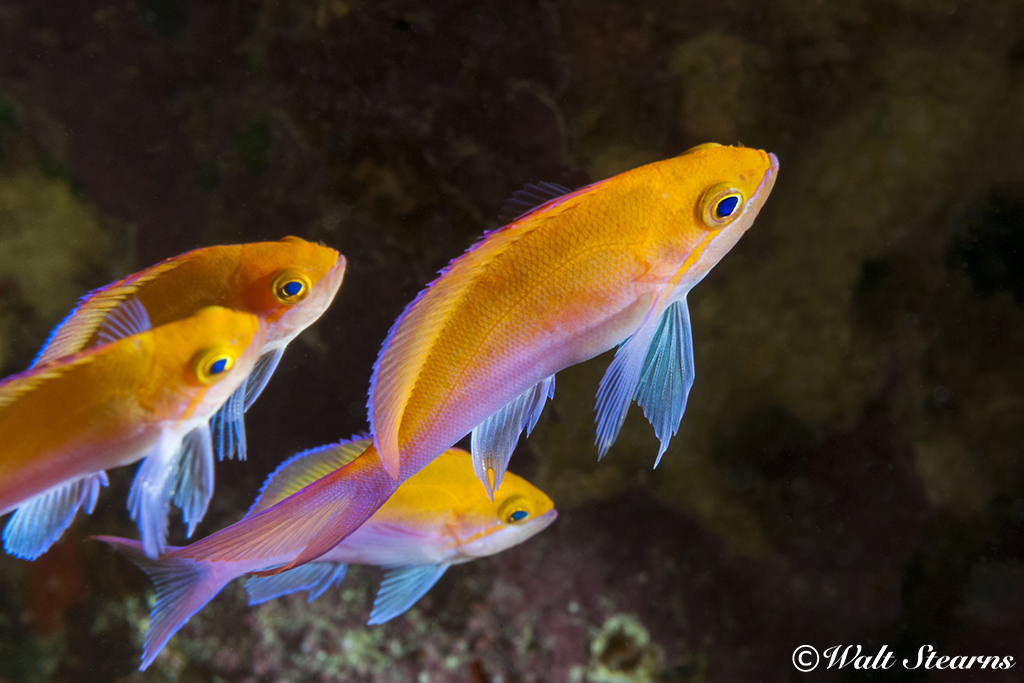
[272,269,312,304]
[507,509,529,523]
[715,195,740,219]
[498,495,532,524]
[193,347,236,385]
[699,183,746,229]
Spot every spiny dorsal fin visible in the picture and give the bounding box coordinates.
[245,438,372,517]
[31,258,182,367]
[0,354,96,412]
[94,296,152,345]
[368,178,607,477]
[498,181,573,224]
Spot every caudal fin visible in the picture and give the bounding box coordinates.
[96,536,232,671]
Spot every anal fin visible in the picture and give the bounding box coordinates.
[2,472,108,559]
[470,374,554,499]
[368,564,449,625]
[245,561,348,605]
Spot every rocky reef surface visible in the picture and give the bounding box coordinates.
[1,1,1023,681]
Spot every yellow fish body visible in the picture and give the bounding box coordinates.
[0,306,264,559]
[370,144,779,494]
[99,439,557,670]
[33,236,346,461]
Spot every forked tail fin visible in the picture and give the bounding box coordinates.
[96,536,231,671]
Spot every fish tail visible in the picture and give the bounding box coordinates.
[96,536,232,671]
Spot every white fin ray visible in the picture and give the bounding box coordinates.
[171,424,215,538]
[634,298,694,466]
[368,564,449,625]
[594,296,695,462]
[94,296,152,345]
[470,374,554,499]
[210,384,247,462]
[245,561,348,605]
[243,348,284,409]
[2,472,108,559]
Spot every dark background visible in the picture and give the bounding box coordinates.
[1,1,1023,681]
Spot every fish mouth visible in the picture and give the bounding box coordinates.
[752,151,779,204]
[531,508,559,532]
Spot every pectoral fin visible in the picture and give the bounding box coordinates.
[172,424,215,537]
[368,564,449,625]
[210,384,247,462]
[470,375,554,499]
[245,561,348,605]
[594,297,694,463]
[634,298,694,466]
[130,427,214,558]
[243,348,284,409]
[2,472,108,559]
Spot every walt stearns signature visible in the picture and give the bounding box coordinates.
[792,644,1015,673]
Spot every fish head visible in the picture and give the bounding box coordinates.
[235,236,346,348]
[144,306,266,419]
[450,461,558,560]
[649,143,779,289]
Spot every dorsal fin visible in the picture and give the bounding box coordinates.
[94,296,152,345]
[498,181,573,224]
[0,354,95,412]
[31,258,182,367]
[245,438,372,517]
[368,178,607,478]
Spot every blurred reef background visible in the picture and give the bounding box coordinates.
[2,0,1024,681]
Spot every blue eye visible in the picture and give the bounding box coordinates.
[715,195,740,219]
[209,358,229,375]
[282,280,304,297]
[509,509,529,522]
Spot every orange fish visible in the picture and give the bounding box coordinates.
[1,307,264,560]
[369,144,779,495]
[98,439,556,670]
[32,236,346,463]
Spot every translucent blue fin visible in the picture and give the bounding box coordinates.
[208,349,284,462]
[171,424,215,538]
[634,298,694,466]
[594,297,694,462]
[368,563,449,625]
[244,347,284,409]
[129,433,188,558]
[470,375,554,500]
[93,296,152,344]
[498,182,573,223]
[594,305,661,459]
[210,383,247,462]
[245,561,348,605]
[97,536,227,671]
[2,471,108,559]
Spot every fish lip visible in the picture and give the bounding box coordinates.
[751,151,779,204]
[535,508,558,530]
